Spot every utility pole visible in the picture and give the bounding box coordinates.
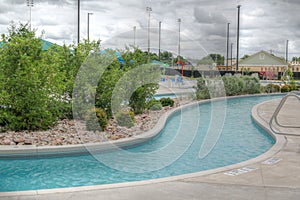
[159,21,161,61]
[26,0,34,31]
[133,26,136,47]
[226,23,230,71]
[231,43,233,69]
[87,12,93,42]
[286,40,289,63]
[77,0,80,44]
[146,7,152,55]
[178,18,183,76]
[178,18,181,62]
[236,5,241,72]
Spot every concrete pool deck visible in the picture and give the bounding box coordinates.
[1,95,300,199]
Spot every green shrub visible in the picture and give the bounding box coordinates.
[222,76,244,96]
[115,110,135,127]
[129,83,159,115]
[241,76,261,94]
[150,103,163,111]
[86,108,108,131]
[196,78,210,99]
[0,24,65,131]
[263,84,281,93]
[281,84,291,93]
[160,97,175,107]
[147,99,162,110]
[196,76,261,99]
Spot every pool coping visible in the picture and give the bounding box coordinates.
[0,100,201,157]
[0,94,287,196]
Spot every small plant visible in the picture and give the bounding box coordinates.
[86,108,108,131]
[160,97,174,107]
[196,77,210,99]
[222,76,244,96]
[281,84,291,93]
[263,84,281,93]
[150,103,163,111]
[115,110,135,127]
[147,99,162,110]
[241,76,261,94]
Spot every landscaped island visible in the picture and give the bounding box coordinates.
[0,24,297,147]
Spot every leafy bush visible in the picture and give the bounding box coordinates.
[262,84,281,93]
[240,76,261,94]
[196,77,210,99]
[86,108,108,131]
[150,103,163,111]
[0,24,65,130]
[222,76,244,96]
[129,83,159,114]
[147,99,162,110]
[196,76,261,100]
[96,50,160,117]
[160,98,175,107]
[115,110,135,127]
[281,84,291,93]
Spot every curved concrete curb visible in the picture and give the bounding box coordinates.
[0,94,287,197]
[0,100,202,157]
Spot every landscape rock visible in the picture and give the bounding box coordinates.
[0,99,193,146]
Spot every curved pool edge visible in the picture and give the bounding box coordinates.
[0,93,279,157]
[0,100,203,157]
[0,95,287,196]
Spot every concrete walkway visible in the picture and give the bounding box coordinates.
[1,95,300,200]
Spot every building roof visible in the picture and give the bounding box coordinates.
[40,39,56,50]
[238,50,288,67]
[0,39,57,50]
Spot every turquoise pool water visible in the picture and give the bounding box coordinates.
[0,95,281,192]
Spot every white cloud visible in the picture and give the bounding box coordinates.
[0,0,299,60]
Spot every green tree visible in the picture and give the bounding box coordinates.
[95,48,160,117]
[197,54,224,65]
[49,39,101,118]
[241,54,250,60]
[0,24,65,130]
[160,51,173,65]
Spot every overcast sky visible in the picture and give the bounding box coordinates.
[1,0,300,60]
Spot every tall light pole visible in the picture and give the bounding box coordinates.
[226,22,230,71]
[133,26,136,47]
[159,21,161,61]
[26,0,34,31]
[77,0,80,44]
[231,42,233,69]
[87,12,93,42]
[146,7,152,55]
[286,40,289,63]
[178,18,181,62]
[178,18,183,75]
[236,5,241,72]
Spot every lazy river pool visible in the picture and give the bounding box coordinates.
[0,94,282,192]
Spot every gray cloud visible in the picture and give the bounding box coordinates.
[0,0,299,59]
[194,7,227,24]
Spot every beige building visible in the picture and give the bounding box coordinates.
[236,50,288,73]
[290,61,300,72]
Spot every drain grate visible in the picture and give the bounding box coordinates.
[224,166,258,176]
[262,157,282,165]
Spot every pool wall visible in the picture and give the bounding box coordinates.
[0,100,201,158]
[0,94,284,159]
[0,96,287,197]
